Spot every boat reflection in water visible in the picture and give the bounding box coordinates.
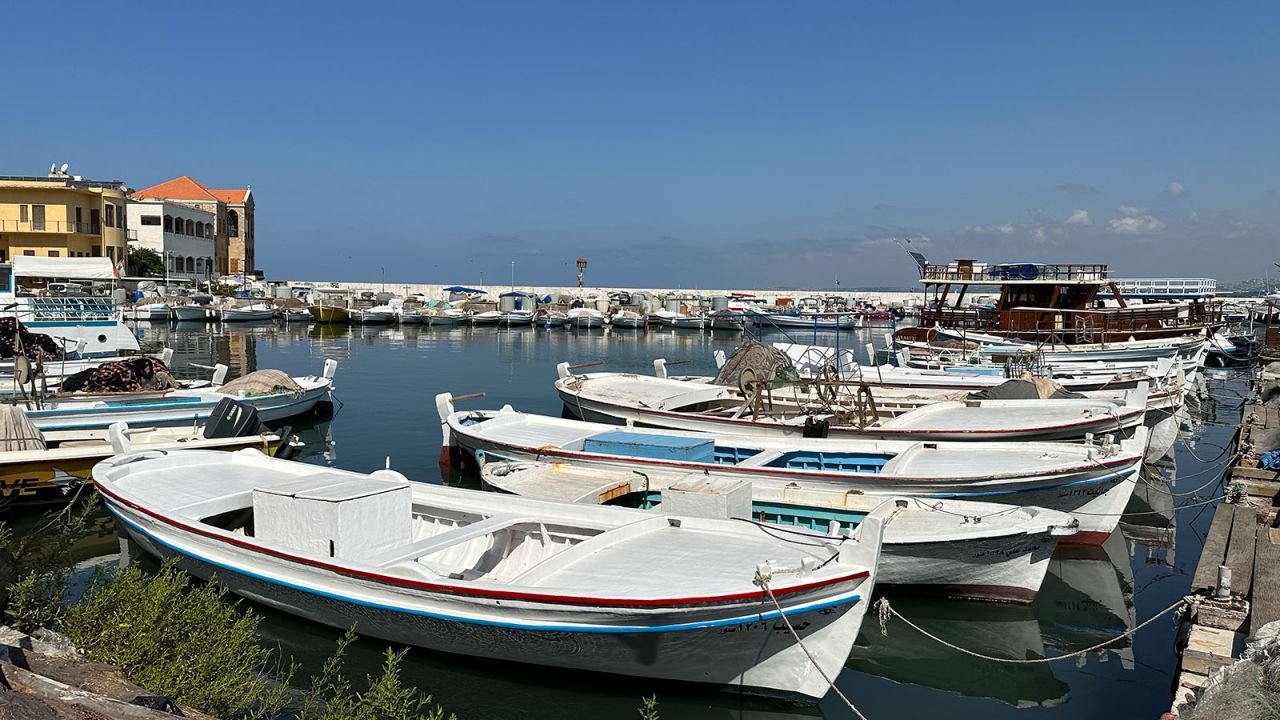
[846,528,1136,708]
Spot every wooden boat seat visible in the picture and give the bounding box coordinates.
[365,514,533,568]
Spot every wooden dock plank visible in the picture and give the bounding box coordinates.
[1226,504,1258,595]
[1193,503,1236,593]
[1182,625,1247,676]
[1251,531,1280,630]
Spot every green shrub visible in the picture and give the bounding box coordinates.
[303,627,450,720]
[2,497,100,632]
[63,561,289,718]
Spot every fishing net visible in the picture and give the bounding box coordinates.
[0,318,63,360]
[61,357,179,393]
[219,369,302,398]
[713,340,799,388]
[0,405,46,451]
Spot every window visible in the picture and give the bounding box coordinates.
[186,256,194,273]
[23,250,35,256]
[163,215,173,232]
[48,250,60,257]
[141,215,161,226]
[107,246,115,261]
[196,257,204,274]
[91,245,101,256]
[31,205,45,231]
[105,205,114,227]
[185,219,194,235]
[170,255,177,272]
[19,205,27,223]
[196,221,204,237]
[90,208,100,233]
[116,205,124,228]
[205,224,213,238]
[227,209,239,237]
[76,207,83,224]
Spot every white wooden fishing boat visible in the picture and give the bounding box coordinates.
[610,310,647,328]
[222,303,276,322]
[0,400,283,507]
[426,308,468,326]
[671,314,707,330]
[749,310,862,330]
[539,310,569,327]
[773,342,1180,393]
[398,309,426,324]
[93,448,889,702]
[498,310,536,326]
[438,394,1146,545]
[128,303,172,322]
[280,308,312,323]
[356,305,398,324]
[709,310,745,331]
[553,365,1147,443]
[567,307,607,328]
[469,310,501,326]
[481,460,1078,603]
[171,304,210,322]
[22,360,337,431]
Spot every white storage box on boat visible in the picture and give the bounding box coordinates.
[661,477,752,520]
[253,472,412,561]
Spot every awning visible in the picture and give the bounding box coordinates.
[11,256,116,280]
[444,286,485,294]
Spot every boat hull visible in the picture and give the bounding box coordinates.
[223,308,276,322]
[171,305,209,321]
[309,306,351,324]
[107,501,868,702]
[450,422,1137,545]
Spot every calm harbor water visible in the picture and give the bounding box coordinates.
[114,320,1240,719]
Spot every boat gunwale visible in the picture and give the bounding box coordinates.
[92,474,869,610]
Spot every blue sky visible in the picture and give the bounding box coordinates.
[2,2,1277,288]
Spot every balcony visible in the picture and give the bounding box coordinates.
[0,219,101,235]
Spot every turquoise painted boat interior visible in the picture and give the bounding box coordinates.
[612,490,867,533]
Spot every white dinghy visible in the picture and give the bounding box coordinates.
[480,459,1079,603]
[438,393,1146,545]
[94,449,889,702]
[554,364,1147,443]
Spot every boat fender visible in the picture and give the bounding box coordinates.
[802,416,830,439]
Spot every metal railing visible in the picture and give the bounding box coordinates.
[921,263,1109,282]
[16,297,118,321]
[0,219,102,234]
[1114,278,1217,297]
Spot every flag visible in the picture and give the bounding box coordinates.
[113,258,124,278]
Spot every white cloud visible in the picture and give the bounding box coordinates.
[1167,181,1186,196]
[1065,209,1091,226]
[1109,206,1166,235]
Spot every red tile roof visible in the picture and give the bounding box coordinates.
[132,176,250,205]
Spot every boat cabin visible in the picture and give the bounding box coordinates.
[499,291,539,312]
[909,259,1220,343]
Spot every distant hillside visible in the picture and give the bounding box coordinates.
[1220,278,1279,295]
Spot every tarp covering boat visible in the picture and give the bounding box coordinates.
[966,378,1084,401]
[219,369,303,397]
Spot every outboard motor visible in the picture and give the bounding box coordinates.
[203,398,266,439]
[273,425,300,461]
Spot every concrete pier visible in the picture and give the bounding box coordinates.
[1174,362,1280,711]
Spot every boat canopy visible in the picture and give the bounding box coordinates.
[12,256,116,280]
[444,286,485,294]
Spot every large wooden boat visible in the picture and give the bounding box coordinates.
[899,259,1221,344]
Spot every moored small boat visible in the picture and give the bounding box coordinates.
[171,304,210,322]
[356,305,398,324]
[481,459,1078,603]
[94,448,889,702]
[438,393,1146,545]
[609,310,647,328]
[222,303,277,322]
[567,307,607,328]
[308,304,352,324]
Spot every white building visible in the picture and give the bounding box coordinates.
[126,199,216,279]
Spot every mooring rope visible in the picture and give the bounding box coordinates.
[755,574,870,720]
[874,596,1187,664]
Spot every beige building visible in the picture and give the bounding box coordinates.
[132,176,255,276]
[0,168,131,265]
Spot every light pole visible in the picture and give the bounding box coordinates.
[510,260,515,291]
[576,257,587,288]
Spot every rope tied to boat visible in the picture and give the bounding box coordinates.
[753,573,870,720]
[873,595,1187,664]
